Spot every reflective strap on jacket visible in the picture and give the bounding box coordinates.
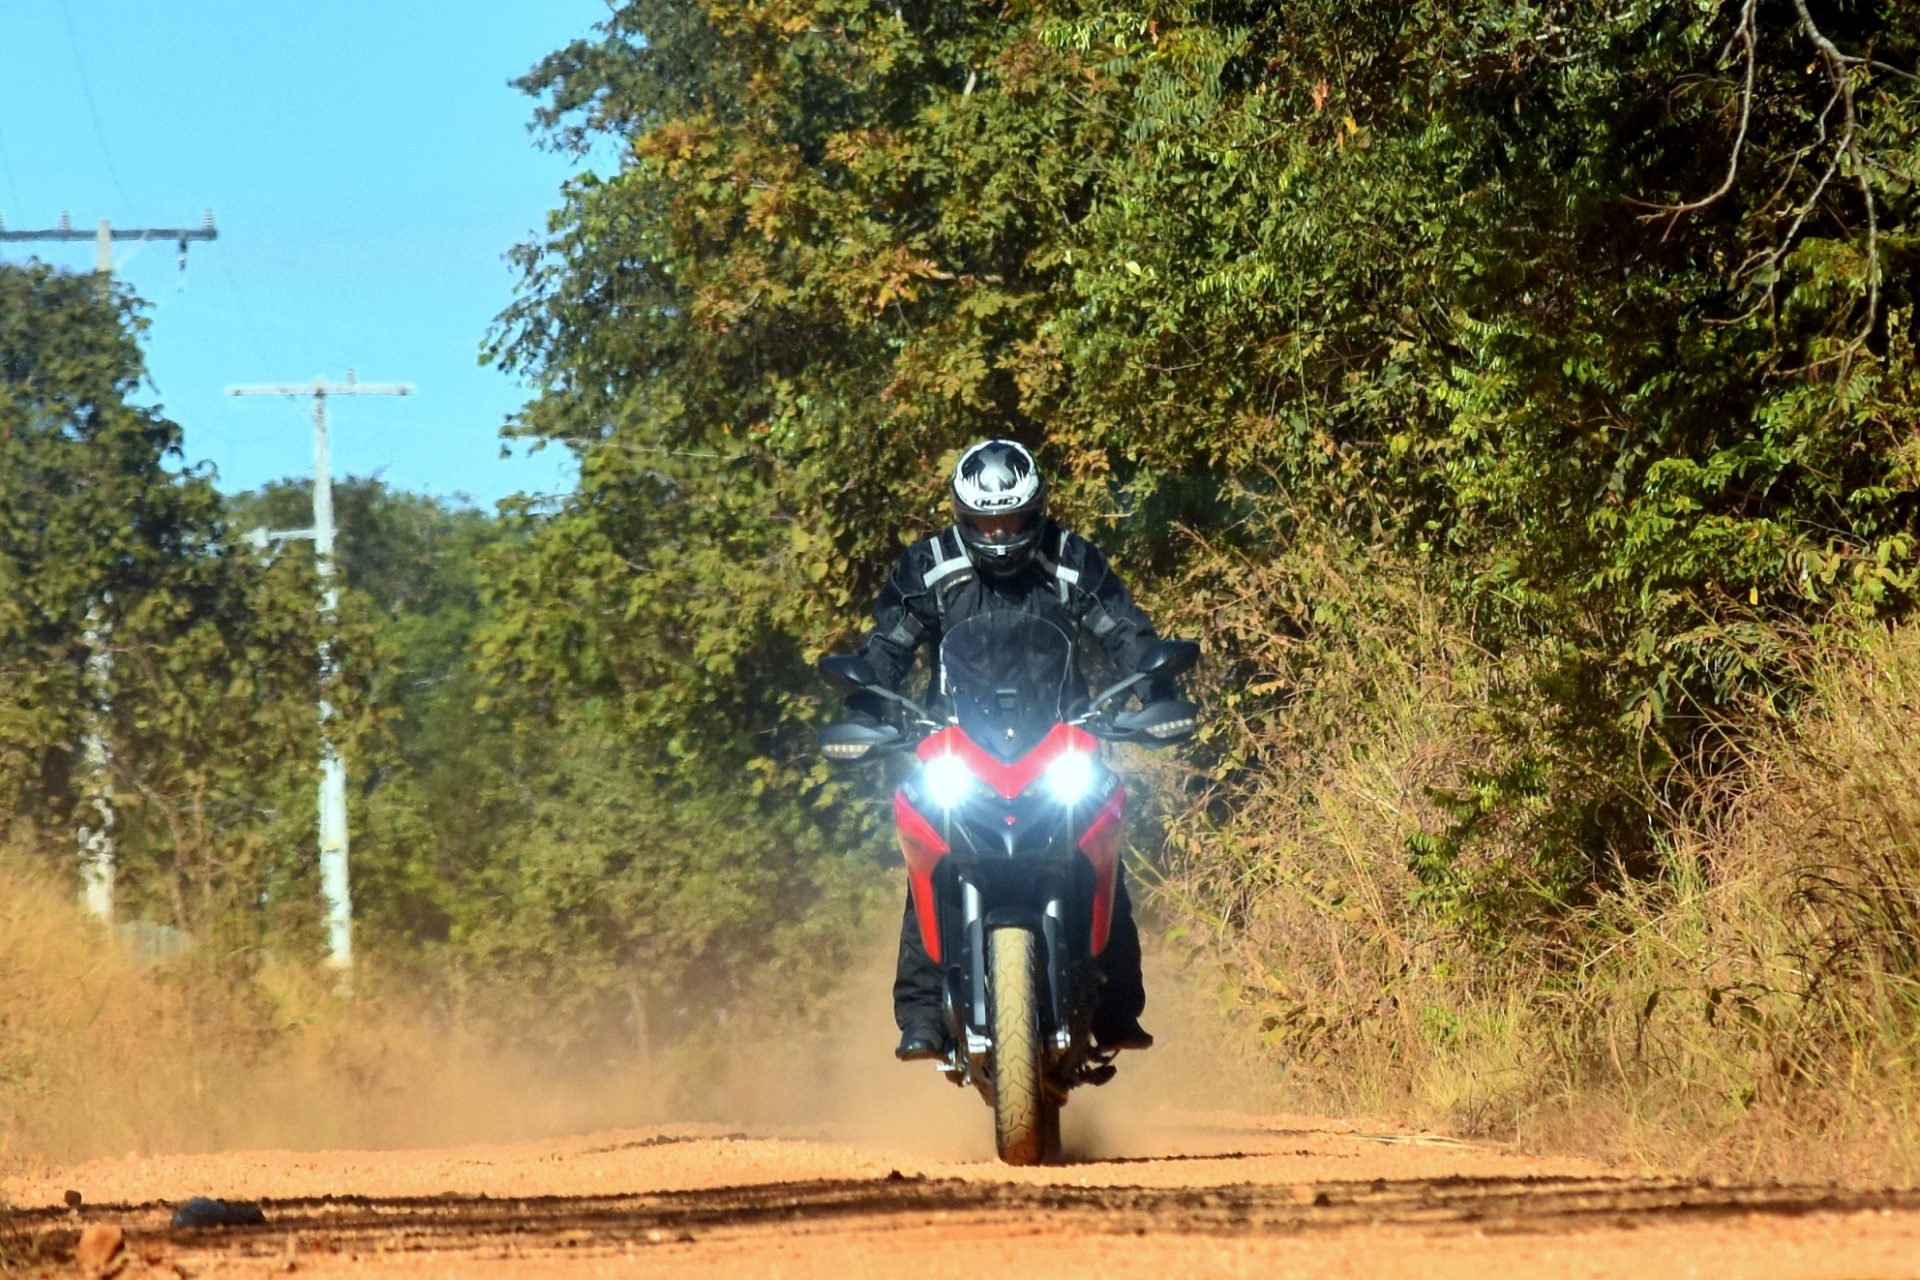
[923,529,972,594]
[1035,526,1080,604]
[923,529,974,696]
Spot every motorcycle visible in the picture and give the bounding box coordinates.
[819,612,1198,1165]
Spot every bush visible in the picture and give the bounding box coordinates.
[1153,533,1920,1181]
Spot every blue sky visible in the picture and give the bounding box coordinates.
[0,0,610,509]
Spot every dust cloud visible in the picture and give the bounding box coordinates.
[674,901,1283,1166]
[0,856,674,1171]
[3,853,1276,1173]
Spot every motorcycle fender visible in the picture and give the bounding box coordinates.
[1076,787,1127,956]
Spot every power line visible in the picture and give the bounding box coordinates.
[59,0,133,214]
[215,252,282,371]
[0,121,22,218]
[211,255,332,448]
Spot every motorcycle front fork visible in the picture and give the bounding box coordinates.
[937,879,1111,1093]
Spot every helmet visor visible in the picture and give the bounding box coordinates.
[960,508,1041,546]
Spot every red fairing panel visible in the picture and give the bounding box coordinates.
[894,790,949,964]
[915,722,1100,799]
[897,722,1123,960]
[1077,788,1127,955]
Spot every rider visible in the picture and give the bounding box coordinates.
[848,438,1170,1062]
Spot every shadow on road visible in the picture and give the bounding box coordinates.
[20,1168,1920,1267]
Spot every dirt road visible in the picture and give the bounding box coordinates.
[8,955,1919,1279]
[11,1098,1920,1279]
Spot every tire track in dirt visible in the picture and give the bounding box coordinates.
[11,1119,1920,1278]
[23,1170,1920,1251]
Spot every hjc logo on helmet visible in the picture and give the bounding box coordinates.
[959,445,1035,509]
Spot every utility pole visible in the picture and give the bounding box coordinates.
[229,373,414,982]
[0,210,215,922]
[78,599,114,921]
[0,210,217,275]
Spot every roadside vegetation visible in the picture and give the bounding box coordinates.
[1154,522,1920,1178]
[0,851,689,1169]
[3,0,1918,1181]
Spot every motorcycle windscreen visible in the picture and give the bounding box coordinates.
[939,613,1074,764]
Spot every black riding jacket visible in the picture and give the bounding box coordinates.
[853,520,1162,718]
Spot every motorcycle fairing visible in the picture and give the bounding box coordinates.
[895,610,1130,970]
[940,613,1076,762]
[914,721,1099,799]
[893,790,950,964]
[896,733,1127,961]
[1077,788,1126,955]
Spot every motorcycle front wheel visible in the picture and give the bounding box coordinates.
[988,926,1059,1165]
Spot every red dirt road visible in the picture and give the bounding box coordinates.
[8,953,1918,1279]
[10,1109,1920,1279]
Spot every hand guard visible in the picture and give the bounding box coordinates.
[819,718,903,761]
[1109,699,1199,744]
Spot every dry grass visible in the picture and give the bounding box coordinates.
[1562,624,1920,1180]
[1151,528,1920,1184]
[0,857,678,1174]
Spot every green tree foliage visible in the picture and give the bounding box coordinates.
[224,477,870,1043]
[1051,0,1920,900]
[0,263,347,956]
[494,0,1916,937]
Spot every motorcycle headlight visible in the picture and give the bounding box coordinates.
[1042,750,1096,805]
[920,753,977,809]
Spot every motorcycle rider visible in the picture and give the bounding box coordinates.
[846,438,1173,1062]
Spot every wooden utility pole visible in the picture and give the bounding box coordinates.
[229,373,414,982]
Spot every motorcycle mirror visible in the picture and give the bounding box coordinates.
[1136,639,1200,680]
[819,652,880,691]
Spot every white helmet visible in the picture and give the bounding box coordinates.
[951,439,1046,576]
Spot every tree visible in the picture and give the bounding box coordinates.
[0,262,348,957]
[493,0,1917,940]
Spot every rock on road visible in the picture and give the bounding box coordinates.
[10,1110,1920,1279]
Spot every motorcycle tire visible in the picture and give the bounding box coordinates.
[988,926,1057,1165]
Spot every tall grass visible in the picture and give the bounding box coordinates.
[0,857,676,1173]
[1572,626,1920,1178]
[1150,530,1920,1183]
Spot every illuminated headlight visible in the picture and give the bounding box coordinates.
[920,754,977,809]
[1145,716,1195,739]
[1042,750,1096,805]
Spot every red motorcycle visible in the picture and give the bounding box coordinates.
[821,612,1197,1164]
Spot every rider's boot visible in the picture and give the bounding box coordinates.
[1092,1013,1154,1051]
[895,1017,947,1061]
[1091,873,1151,1050]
